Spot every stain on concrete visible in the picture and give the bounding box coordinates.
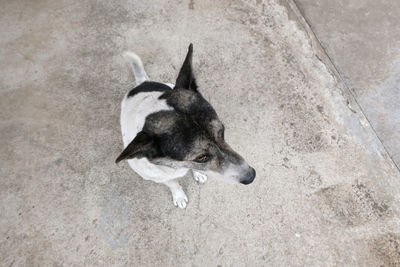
[370,233,400,266]
[98,191,132,249]
[189,0,195,10]
[317,182,391,226]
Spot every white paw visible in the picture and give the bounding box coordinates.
[172,191,188,209]
[193,171,208,184]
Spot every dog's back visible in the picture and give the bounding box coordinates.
[120,53,189,182]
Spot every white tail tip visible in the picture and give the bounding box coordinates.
[123,51,149,85]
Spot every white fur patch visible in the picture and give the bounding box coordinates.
[123,51,149,85]
[120,91,171,145]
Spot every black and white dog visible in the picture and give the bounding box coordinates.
[116,44,255,208]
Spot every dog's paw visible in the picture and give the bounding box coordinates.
[193,171,208,184]
[172,191,188,209]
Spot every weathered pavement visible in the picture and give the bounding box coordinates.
[295,0,400,171]
[1,0,400,266]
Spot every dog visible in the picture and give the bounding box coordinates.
[116,44,256,208]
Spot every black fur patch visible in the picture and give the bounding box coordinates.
[174,43,198,91]
[143,89,220,161]
[127,81,171,98]
[159,88,217,119]
[143,111,195,160]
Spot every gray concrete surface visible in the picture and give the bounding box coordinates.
[1,0,400,266]
[295,0,400,169]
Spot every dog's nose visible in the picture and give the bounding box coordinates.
[240,168,256,185]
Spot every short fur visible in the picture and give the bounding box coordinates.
[117,44,255,208]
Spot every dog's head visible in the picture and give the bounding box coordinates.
[116,44,255,185]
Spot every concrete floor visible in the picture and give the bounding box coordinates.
[1,0,400,266]
[295,0,400,171]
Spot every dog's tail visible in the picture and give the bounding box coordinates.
[123,51,149,85]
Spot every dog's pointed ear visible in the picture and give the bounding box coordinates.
[174,43,198,91]
[115,131,160,164]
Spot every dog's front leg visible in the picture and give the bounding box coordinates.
[192,170,208,183]
[163,180,188,209]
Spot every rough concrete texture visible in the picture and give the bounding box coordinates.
[295,0,400,168]
[1,0,400,266]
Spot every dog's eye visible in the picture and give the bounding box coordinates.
[194,154,211,163]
